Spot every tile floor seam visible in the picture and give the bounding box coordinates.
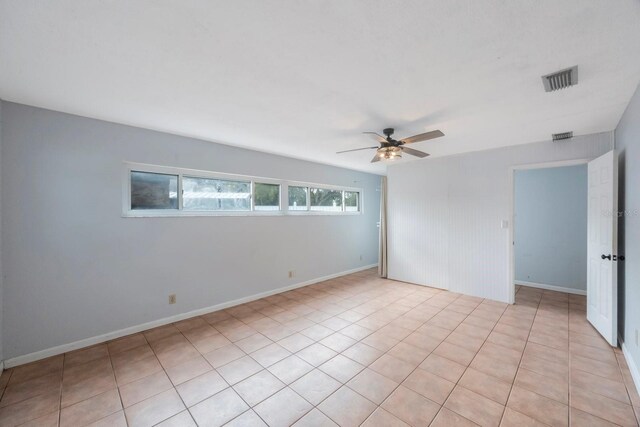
[128,331,196,427]
[497,286,543,427]
[424,298,506,426]
[615,354,640,425]
[439,300,519,424]
[154,335,227,427]
[105,341,125,426]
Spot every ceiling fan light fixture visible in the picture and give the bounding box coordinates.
[339,127,443,163]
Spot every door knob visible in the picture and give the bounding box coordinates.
[602,254,612,260]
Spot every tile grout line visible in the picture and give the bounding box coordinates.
[432,292,535,426]
[105,339,127,426]
[613,344,640,425]
[566,296,632,426]
[568,298,574,427]
[421,297,508,426]
[496,288,542,426]
[140,331,191,426]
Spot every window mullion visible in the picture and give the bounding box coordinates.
[178,174,184,211]
[282,183,288,213]
[250,181,256,212]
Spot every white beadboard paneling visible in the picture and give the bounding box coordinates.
[387,132,613,302]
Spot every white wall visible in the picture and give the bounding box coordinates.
[387,133,612,302]
[514,165,587,291]
[616,82,640,388]
[0,102,381,361]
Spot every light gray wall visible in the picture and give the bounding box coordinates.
[616,83,640,383]
[387,132,613,302]
[514,165,587,290]
[0,102,381,361]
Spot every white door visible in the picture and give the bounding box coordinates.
[587,150,618,346]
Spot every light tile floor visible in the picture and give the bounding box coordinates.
[0,270,638,426]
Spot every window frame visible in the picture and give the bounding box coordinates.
[122,162,363,217]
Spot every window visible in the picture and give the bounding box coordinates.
[124,163,361,216]
[255,183,280,211]
[288,186,308,211]
[344,191,359,212]
[130,171,178,210]
[183,176,251,211]
[310,188,343,212]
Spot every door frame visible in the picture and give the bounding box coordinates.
[507,158,590,304]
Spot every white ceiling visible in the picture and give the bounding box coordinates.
[1,1,639,174]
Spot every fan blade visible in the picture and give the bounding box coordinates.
[371,153,382,163]
[401,147,430,158]
[401,130,444,144]
[336,146,378,154]
[363,132,387,143]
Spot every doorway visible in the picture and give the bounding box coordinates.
[508,159,589,304]
[513,163,588,297]
[508,152,619,346]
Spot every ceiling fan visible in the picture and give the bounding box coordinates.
[337,128,444,163]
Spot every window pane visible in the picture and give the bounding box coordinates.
[288,186,308,211]
[310,188,343,212]
[255,183,280,211]
[183,176,250,211]
[344,191,359,212]
[131,171,178,210]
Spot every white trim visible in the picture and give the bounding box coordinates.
[515,280,586,295]
[507,158,590,304]
[3,264,377,369]
[621,338,640,398]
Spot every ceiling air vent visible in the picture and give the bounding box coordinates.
[542,66,578,92]
[552,131,573,141]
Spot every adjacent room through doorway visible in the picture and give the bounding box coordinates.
[514,163,588,295]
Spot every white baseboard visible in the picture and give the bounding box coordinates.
[621,338,640,398]
[3,264,377,369]
[515,280,586,296]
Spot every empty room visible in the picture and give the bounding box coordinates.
[0,1,639,426]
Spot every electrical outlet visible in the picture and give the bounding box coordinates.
[169,294,177,304]
[288,270,295,278]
